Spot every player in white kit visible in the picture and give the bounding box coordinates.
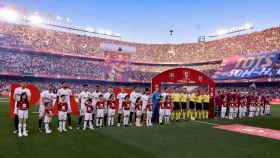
[130,87,141,125]
[13,82,31,134]
[146,99,153,126]
[91,85,102,124]
[103,86,114,126]
[57,82,72,129]
[141,88,150,123]
[135,97,143,127]
[164,95,173,124]
[77,84,91,129]
[117,88,127,126]
[39,84,56,132]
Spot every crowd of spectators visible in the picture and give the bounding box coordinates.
[0,50,217,83]
[0,22,280,64]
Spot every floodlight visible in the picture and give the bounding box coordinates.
[0,8,19,22]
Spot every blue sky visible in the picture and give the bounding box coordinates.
[1,0,280,43]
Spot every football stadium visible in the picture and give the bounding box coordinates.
[0,1,280,158]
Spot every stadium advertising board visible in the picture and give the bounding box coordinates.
[212,52,279,80]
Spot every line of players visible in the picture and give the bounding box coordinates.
[39,85,212,133]
[215,91,271,120]
[13,82,271,137]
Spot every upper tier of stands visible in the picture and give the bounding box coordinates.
[0,22,280,64]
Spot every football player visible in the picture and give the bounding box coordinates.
[39,84,56,132]
[117,87,127,126]
[57,82,72,129]
[146,98,153,127]
[57,95,68,133]
[13,82,31,134]
[122,95,131,127]
[135,97,143,127]
[17,93,30,137]
[107,94,117,127]
[83,99,94,130]
[77,84,91,129]
[96,95,105,128]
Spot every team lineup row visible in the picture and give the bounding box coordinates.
[12,82,271,137]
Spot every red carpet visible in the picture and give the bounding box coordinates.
[214,124,280,140]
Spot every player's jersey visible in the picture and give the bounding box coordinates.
[103,92,113,101]
[78,91,91,108]
[203,95,210,103]
[14,87,31,102]
[135,102,142,111]
[159,101,165,109]
[40,90,56,105]
[57,102,68,112]
[91,91,102,102]
[85,103,94,113]
[172,93,181,102]
[17,100,29,110]
[165,101,172,110]
[180,93,188,103]
[57,88,72,103]
[117,93,127,109]
[141,94,150,111]
[107,100,116,109]
[146,103,153,111]
[122,101,131,110]
[196,95,203,103]
[190,94,197,103]
[45,107,53,115]
[130,91,141,104]
[96,101,105,109]
[161,92,170,100]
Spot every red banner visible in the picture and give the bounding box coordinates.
[9,83,41,117]
[9,84,79,117]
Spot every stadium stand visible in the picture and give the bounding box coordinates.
[0,21,280,91]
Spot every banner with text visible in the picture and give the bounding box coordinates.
[212,52,279,80]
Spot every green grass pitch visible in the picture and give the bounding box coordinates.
[0,98,280,158]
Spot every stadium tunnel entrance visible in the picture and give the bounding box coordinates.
[151,68,216,118]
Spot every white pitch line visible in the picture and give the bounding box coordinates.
[192,120,219,126]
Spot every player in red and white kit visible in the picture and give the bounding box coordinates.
[248,94,256,118]
[96,95,105,128]
[135,97,143,127]
[57,95,68,133]
[164,95,173,124]
[264,96,271,115]
[146,98,153,127]
[107,94,117,127]
[239,96,246,118]
[220,95,227,119]
[13,82,31,134]
[159,96,165,124]
[83,99,94,130]
[17,93,30,137]
[57,82,72,129]
[122,95,131,127]
[43,101,53,134]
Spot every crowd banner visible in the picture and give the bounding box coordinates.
[212,52,279,80]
